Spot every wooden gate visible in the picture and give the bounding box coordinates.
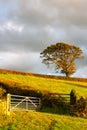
[7,94,41,112]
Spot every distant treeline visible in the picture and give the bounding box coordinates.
[0,68,87,82]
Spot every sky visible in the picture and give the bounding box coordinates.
[0,0,87,78]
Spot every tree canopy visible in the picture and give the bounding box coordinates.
[40,42,83,77]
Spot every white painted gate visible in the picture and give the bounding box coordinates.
[7,94,41,112]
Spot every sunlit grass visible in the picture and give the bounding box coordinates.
[0,110,87,130]
[0,73,87,97]
[0,72,87,130]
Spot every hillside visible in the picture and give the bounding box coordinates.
[0,110,87,130]
[0,69,87,97]
[0,69,87,130]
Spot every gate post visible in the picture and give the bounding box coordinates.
[26,97,28,110]
[70,90,77,115]
[7,93,11,115]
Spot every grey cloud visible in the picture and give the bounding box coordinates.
[0,25,52,53]
[44,0,87,27]
[0,21,67,53]
[13,0,87,28]
[3,0,87,28]
[0,52,41,72]
[73,67,87,78]
[0,0,10,3]
[0,0,87,77]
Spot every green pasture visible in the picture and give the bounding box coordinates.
[0,99,87,130]
[0,72,87,130]
[0,73,87,97]
[0,110,87,130]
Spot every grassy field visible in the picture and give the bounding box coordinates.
[0,108,87,130]
[0,70,87,130]
[0,99,87,130]
[0,73,87,97]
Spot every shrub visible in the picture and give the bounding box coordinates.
[70,94,87,117]
[76,96,87,113]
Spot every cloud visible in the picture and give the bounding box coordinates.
[73,66,87,78]
[0,0,11,3]
[0,21,24,32]
[44,0,87,27]
[0,56,5,63]
[0,51,42,72]
[12,0,87,28]
[0,0,87,77]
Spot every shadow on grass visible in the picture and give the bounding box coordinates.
[37,104,70,116]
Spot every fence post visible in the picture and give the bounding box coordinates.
[7,93,11,115]
[70,89,77,114]
[38,98,41,109]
